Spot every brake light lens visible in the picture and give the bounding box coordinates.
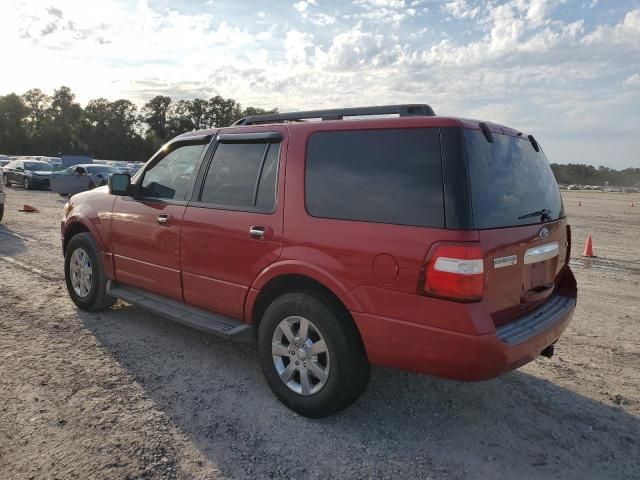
[421,244,485,302]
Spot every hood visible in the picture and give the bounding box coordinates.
[31,171,52,176]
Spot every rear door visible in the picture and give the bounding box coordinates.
[180,129,285,318]
[110,139,210,300]
[463,128,568,325]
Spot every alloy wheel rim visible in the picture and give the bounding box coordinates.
[272,316,330,396]
[69,248,92,298]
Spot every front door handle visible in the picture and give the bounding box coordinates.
[158,214,170,226]
[249,226,266,239]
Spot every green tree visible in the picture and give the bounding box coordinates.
[0,93,28,153]
[141,95,172,141]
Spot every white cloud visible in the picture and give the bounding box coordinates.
[623,73,640,87]
[442,0,479,20]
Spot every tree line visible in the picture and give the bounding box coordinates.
[1,87,637,185]
[0,86,276,161]
[550,163,640,188]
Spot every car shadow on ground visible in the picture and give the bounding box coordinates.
[0,224,27,256]
[79,303,640,480]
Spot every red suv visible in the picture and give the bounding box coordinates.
[61,104,577,417]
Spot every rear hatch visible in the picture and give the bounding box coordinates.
[464,127,569,326]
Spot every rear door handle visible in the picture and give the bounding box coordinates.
[249,226,266,239]
[158,214,170,225]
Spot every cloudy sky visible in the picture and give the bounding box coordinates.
[1,0,639,168]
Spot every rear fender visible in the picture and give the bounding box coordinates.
[244,259,363,323]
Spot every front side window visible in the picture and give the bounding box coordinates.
[139,143,205,201]
[305,128,444,228]
[199,142,280,211]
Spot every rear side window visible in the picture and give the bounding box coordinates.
[464,129,564,229]
[199,142,280,211]
[305,128,444,228]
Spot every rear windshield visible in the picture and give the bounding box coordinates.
[305,128,444,228]
[464,129,564,229]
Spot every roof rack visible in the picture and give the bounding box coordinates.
[232,104,436,126]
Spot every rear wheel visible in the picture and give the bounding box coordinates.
[257,292,370,418]
[2,175,9,187]
[0,203,4,222]
[23,177,31,190]
[64,232,115,311]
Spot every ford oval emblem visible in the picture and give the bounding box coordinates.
[539,227,550,240]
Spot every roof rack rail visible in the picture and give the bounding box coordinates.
[232,104,436,126]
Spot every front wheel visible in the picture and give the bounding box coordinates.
[23,177,31,190]
[0,203,4,222]
[258,292,370,418]
[64,232,115,311]
[2,175,9,187]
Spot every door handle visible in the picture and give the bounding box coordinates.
[158,214,170,225]
[249,226,266,239]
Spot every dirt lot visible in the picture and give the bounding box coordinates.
[0,186,638,479]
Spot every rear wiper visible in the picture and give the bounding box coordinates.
[518,208,551,221]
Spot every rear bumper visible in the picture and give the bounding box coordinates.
[352,269,577,381]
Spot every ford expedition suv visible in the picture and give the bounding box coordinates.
[61,104,577,417]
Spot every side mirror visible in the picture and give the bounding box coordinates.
[108,173,131,196]
[16,167,24,172]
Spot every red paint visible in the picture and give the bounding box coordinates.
[61,114,577,382]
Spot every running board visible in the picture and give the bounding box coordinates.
[106,281,254,342]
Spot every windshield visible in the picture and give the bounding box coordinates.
[86,165,120,174]
[465,129,564,229]
[24,162,53,171]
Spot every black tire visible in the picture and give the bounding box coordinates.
[2,175,8,187]
[258,291,370,418]
[59,193,68,197]
[0,203,4,222]
[64,232,115,311]
[23,177,31,190]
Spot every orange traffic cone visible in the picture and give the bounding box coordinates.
[578,201,582,206]
[18,204,39,213]
[582,235,594,257]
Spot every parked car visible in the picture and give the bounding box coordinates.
[51,164,122,196]
[60,104,577,417]
[3,159,53,189]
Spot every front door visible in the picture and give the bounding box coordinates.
[110,141,209,300]
[180,129,286,318]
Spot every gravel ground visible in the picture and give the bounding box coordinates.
[0,186,638,479]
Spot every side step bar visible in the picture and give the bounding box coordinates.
[106,281,254,342]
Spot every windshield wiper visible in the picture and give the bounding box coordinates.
[518,208,551,221]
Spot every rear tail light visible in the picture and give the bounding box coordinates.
[420,244,485,302]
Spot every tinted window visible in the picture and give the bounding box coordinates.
[464,129,564,229]
[200,142,279,211]
[256,144,280,210]
[305,128,444,227]
[140,143,205,201]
